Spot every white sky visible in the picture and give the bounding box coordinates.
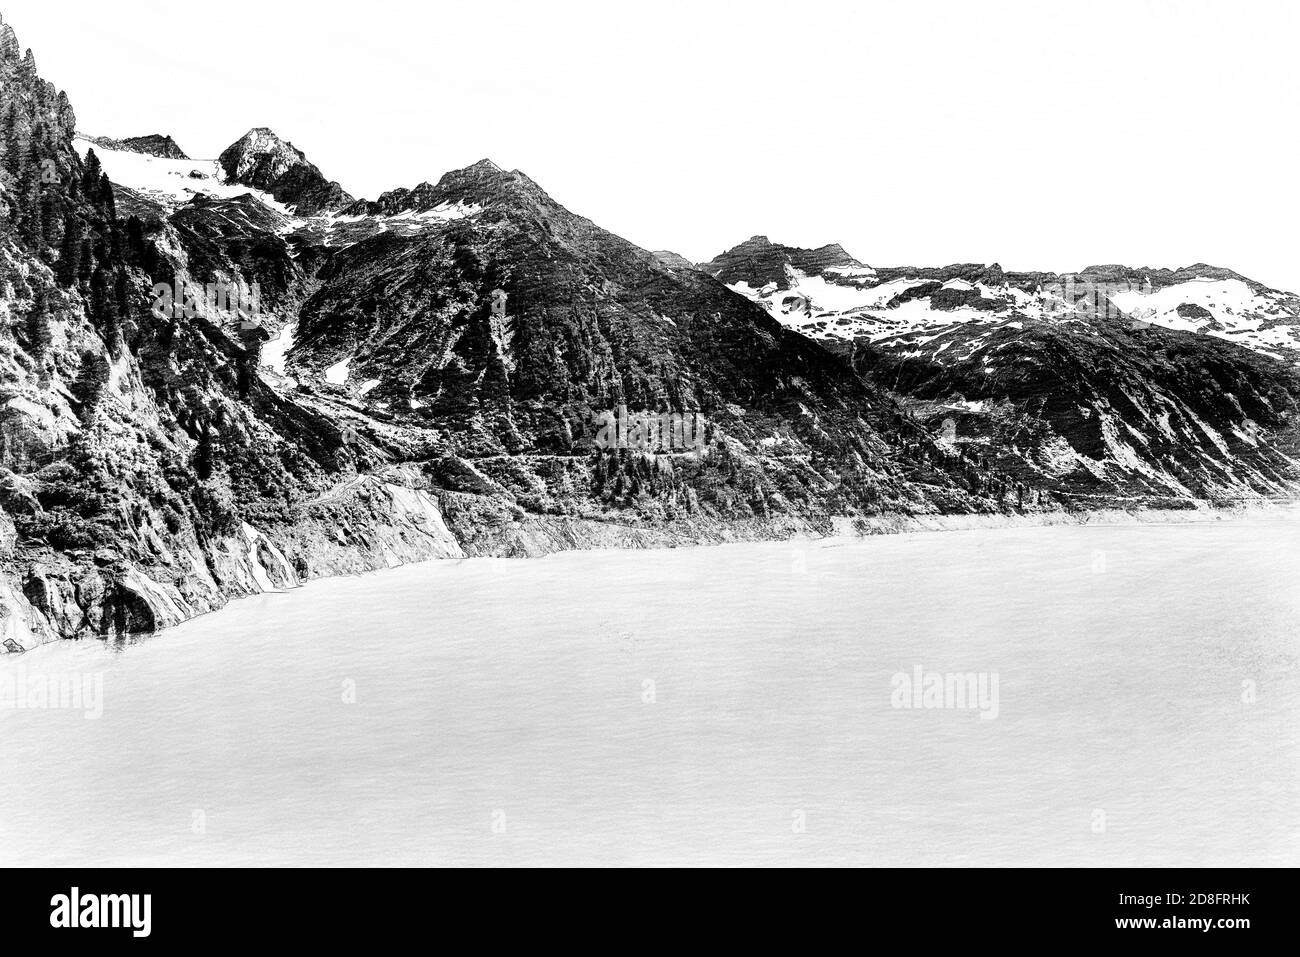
[7,0,1299,291]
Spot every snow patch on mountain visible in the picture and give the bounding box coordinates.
[74,137,297,215]
[1110,278,1300,360]
[79,136,482,249]
[712,235,1300,365]
[325,356,352,385]
[729,267,1005,343]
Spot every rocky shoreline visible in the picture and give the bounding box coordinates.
[5,493,1293,654]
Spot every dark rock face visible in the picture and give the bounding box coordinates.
[217,128,353,215]
[927,285,1002,312]
[122,134,188,159]
[1177,302,1216,324]
[872,263,1012,286]
[835,317,1300,505]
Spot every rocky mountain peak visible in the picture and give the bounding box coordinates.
[652,250,697,270]
[78,132,189,159]
[433,158,542,199]
[217,127,353,215]
[339,158,550,218]
[219,127,299,179]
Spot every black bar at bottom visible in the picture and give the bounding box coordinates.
[0,866,1283,946]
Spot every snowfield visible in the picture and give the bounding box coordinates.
[73,137,295,215]
[724,252,1300,364]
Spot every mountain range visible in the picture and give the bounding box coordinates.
[1,10,1297,650]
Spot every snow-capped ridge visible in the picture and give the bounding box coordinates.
[712,246,1300,364]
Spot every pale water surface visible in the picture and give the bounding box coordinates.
[2,516,1298,866]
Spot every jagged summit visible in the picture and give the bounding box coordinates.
[0,13,30,64]
[219,127,299,179]
[0,14,75,140]
[702,235,869,290]
[217,127,353,215]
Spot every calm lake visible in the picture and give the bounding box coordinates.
[2,515,1297,866]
